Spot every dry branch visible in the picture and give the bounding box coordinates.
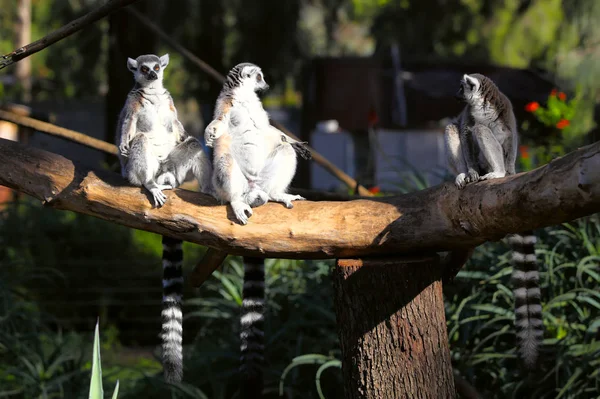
[126,7,373,197]
[1,138,599,260]
[0,0,142,70]
[0,110,118,155]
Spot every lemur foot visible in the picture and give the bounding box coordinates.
[466,168,480,183]
[148,184,172,207]
[156,171,178,188]
[231,201,253,225]
[246,189,269,208]
[479,172,506,181]
[270,193,305,209]
[455,173,467,190]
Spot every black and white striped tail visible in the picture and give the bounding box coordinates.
[509,230,543,369]
[240,256,265,399]
[161,236,184,383]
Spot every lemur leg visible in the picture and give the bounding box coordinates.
[444,123,469,189]
[125,134,172,207]
[157,137,213,194]
[472,124,506,181]
[259,142,304,209]
[213,152,254,225]
[459,126,480,184]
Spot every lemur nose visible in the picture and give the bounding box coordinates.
[148,71,158,80]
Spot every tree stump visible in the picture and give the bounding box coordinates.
[332,255,455,398]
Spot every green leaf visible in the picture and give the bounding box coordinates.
[111,380,119,399]
[279,354,331,395]
[315,360,341,399]
[88,319,103,399]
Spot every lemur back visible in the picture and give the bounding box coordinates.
[116,53,212,383]
[444,73,543,369]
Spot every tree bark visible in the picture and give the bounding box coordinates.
[0,138,599,259]
[332,256,455,398]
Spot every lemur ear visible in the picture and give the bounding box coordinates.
[241,65,258,78]
[127,57,138,72]
[463,74,479,90]
[159,54,170,68]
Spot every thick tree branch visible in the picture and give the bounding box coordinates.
[1,137,599,258]
[0,0,142,70]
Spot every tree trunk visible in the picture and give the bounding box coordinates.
[14,0,32,103]
[332,256,455,398]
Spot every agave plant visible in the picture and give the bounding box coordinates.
[89,320,120,399]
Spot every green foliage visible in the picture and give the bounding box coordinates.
[446,216,600,398]
[527,91,578,131]
[89,320,120,399]
[486,0,565,68]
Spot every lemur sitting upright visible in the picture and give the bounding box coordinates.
[202,62,310,399]
[115,53,211,383]
[445,73,543,369]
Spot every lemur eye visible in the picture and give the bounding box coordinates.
[141,66,149,73]
[256,74,262,82]
[154,64,160,71]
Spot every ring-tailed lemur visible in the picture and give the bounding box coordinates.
[444,73,543,369]
[203,63,308,398]
[115,53,212,383]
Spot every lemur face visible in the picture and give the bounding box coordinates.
[127,54,170,86]
[240,64,270,93]
[457,73,482,103]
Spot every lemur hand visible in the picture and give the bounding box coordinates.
[119,143,130,157]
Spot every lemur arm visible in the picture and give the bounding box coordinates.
[167,96,188,143]
[118,98,140,157]
[204,99,232,147]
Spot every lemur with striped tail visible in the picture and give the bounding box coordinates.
[204,62,310,398]
[115,53,212,383]
[444,73,543,368]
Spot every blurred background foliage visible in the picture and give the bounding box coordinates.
[1,0,600,398]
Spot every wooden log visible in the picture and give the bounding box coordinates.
[0,137,600,259]
[332,256,455,398]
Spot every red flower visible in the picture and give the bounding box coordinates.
[558,92,567,101]
[556,119,570,129]
[368,186,380,194]
[525,102,540,112]
[550,89,558,97]
[519,145,530,160]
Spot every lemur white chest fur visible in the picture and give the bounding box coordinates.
[229,88,271,131]
[136,87,179,160]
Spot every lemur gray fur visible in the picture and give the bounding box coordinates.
[444,73,543,369]
[115,53,212,383]
[203,63,308,399]
[205,62,309,225]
